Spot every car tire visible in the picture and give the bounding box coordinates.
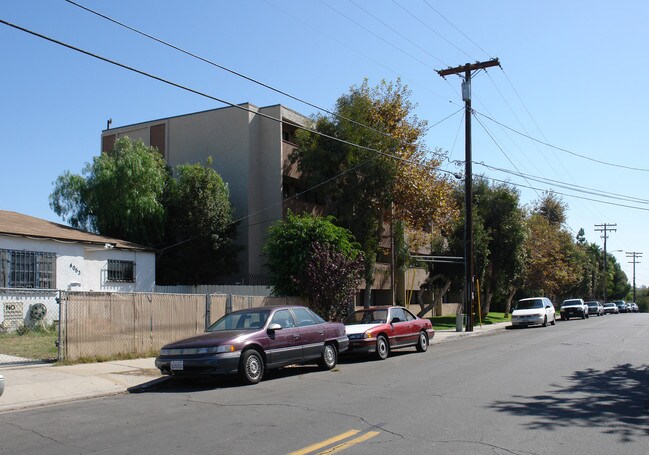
[239,349,264,385]
[375,335,389,360]
[415,331,428,352]
[542,316,548,327]
[318,343,337,370]
[584,312,588,319]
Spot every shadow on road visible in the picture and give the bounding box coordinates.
[489,363,649,442]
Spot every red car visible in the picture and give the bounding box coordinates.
[155,306,349,384]
[343,306,434,360]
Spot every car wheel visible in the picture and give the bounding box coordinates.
[239,349,264,385]
[584,312,588,319]
[551,314,556,325]
[375,335,389,360]
[318,343,337,370]
[542,316,548,327]
[415,331,428,352]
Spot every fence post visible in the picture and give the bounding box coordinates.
[226,294,232,314]
[205,293,211,331]
[56,290,63,361]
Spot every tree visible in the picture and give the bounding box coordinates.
[263,211,362,297]
[472,177,526,316]
[50,137,168,245]
[522,194,581,301]
[299,241,364,321]
[157,158,239,284]
[294,79,456,306]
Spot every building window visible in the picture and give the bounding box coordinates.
[107,260,135,283]
[0,249,56,289]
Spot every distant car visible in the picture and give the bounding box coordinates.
[0,374,4,397]
[586,301,604,316]
[343,306,434,360]
[629,302,639,313]
[603,302,619,314]
[615,301,628,313]
[560,298,589,320]
[155,306,349,384]
[511,297,557,328]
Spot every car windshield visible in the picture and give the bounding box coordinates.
[344,309,388,325]
[587,303,598,307]
[604,303,614,307]
[562,300,581,306]
[207,309,271,332]
[515,300,543,310]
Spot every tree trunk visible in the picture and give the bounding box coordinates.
[504,286,517,314]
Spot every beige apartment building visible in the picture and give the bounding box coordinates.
[101,103,428,305]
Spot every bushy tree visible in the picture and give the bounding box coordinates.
[50,137,168,245]
[294,79,456,306]
[263,211,362,297]
[157,158,239,284]
[299,241,364,321]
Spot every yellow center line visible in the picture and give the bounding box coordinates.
[287,429,361,455]
[316,431,380,455]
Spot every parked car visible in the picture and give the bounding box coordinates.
[511,297,557,328]
[585,301,605,316]
[0,374,4,397]
[603,302,619,314]
[615,300,628,313]
[629,302,639,313]
[155,306,349,384]
[560,298,589,320]
[343,306,434,360]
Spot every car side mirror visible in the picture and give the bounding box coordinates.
[267,323,282,331]
[391,317,401,324]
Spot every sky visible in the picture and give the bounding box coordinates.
[1,0,648,287]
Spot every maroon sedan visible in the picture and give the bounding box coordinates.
[155,306,348,384]
[343,306,434,360]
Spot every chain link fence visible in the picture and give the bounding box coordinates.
[0,288,60,366]
[1,289,307,364]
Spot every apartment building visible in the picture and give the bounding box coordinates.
[101,103,428,305]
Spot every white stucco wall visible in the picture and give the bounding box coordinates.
[0,235,155,292]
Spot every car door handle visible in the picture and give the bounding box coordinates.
[318,331,324,335]
[293,334,300,339]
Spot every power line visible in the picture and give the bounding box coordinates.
[476,162,649,205]
[475,110,649,172]
[391,0,475,61]
[63,0,399,143]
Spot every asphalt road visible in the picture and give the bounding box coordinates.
[1,314,647,455]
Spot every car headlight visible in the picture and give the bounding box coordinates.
[363,332,373,339]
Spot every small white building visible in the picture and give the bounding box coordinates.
[0,210,156,329]
[0,210,156,292]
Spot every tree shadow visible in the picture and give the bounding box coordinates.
[489,363,649,442]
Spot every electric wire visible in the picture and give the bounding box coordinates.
[261,0,456,105]
[475,110,649,172]
[421,0,493,59]
[318,0,436,69]
[63,0,398,143]
[390,0,476,62]
[347,0,448,67]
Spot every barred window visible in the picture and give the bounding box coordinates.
[107,260,135,282]
[0,249,57,289]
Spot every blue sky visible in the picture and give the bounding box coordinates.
[1,0,647,287]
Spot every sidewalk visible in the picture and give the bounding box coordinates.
[0,321,510,413]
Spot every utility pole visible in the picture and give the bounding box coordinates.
[594,223,617,302]
[626,251,642,304]
[437,58,499,332]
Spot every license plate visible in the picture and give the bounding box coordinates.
[171,360,184,371]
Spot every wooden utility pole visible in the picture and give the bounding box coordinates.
[437,58,499,332]
[626,251,642,304]
[595,223,617,302]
